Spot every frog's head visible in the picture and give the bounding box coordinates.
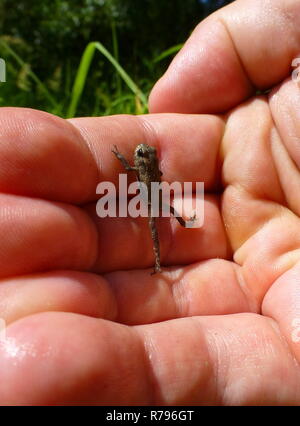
[135,143,156,158]
[134,143,157,163]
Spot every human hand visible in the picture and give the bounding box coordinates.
[1,0,300,405]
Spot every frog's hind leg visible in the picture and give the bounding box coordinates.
[148,214,161,274]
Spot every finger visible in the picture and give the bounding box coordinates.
[0,192,227,276]
[149,0,300,114]
[0,312,299,405]
[105,259,251,325]
[0,271,117,325]
[0,192,227,277]
[0,108,98,203]
[0,193,97,278]
[87,194,230,273]
[0,260,248,326]
[0,108,223,203]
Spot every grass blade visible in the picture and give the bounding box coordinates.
[0,39,59,110]
[67,41,148,118]
[153,43,183,63]
[66,42,96,118]
[93,41,147,108]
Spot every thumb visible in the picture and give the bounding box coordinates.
[149,0,300,114]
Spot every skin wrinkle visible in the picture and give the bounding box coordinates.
[137,327,161,405]
[137,115,160,148]
[214,191,231,261]
[169,270,186,320]
[269,88,300,173]
[206,327,229,405]
[223,185,268,251]
[67,120,101,203]
[191,315,229,405]
[68,204,99,272]
[265,130,289,206]
[85,210,101,272]
[68,119,114,204]
[236,214,300,303]
[267,315,300,377]
[233,263,258,313]
[222,99,284,201]
[184,317,217,405]
[262,268,300,380]
[217,16,254,93]
[223,0,297,88]
[173,271,190,319]
[216,316,284,405]
[139,317,216,405]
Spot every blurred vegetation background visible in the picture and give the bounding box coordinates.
[0,0,233,117]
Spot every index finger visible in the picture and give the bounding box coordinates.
[0,108,223,204]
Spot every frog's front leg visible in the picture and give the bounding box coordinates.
[112,145,137,172]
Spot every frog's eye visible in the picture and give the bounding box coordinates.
[137,148,149,158]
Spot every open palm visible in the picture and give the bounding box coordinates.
[1,0,300,405]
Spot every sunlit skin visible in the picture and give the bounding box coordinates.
[1,0,300,405]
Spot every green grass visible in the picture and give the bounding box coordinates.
[0,37,62,114]
[67,41,148,118]
[0,36,182,118]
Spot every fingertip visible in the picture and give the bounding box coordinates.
[0,312,149,405]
